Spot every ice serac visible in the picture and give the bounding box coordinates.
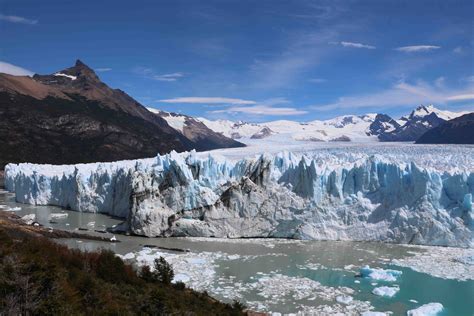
[5,150,474,247]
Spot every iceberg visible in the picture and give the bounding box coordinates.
[4,149,474,247]
[407,302,443,316]
[360,265,402,282]
[372,286,399,297]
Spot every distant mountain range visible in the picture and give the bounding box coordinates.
[0,60,243,168]
[0,59,472,168]
[157,104,471,143]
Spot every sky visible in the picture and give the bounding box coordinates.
[0,0,473,122]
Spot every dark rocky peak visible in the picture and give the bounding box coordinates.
[33,59,100,86]
[367,114,400,136]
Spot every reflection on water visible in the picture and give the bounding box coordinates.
[1,189,473,315]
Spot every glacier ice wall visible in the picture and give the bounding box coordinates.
[5,150,473,247]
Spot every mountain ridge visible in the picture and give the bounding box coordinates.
[0,60,243,168]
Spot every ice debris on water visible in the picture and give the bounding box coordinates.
[392,245,474,281]
[406,302,443,316]
[50,213,68,219]
[372,286,399,298]
[360,265,402,282]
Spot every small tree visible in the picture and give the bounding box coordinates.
[153,257,174,285]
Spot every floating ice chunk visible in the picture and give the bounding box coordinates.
[409,299,418,303]
[110,235,117,242]
[174,273,191,283]
[372,286,399,297]
[360,265,402,282]
[50,213,68,219]
[361,312,389,316]
[227,254,240,260]
[336,295,353,304]
[6,206,22,211]
[121,252,136,260]
[407,302,443,316]
[354,280,361,284]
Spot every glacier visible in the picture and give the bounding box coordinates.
[4,148,474,247]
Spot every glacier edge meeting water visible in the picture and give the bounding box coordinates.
[5,147,474,247]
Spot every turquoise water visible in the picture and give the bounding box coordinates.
[1,189,473,315]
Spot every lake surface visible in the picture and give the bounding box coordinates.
[1,189,473,315]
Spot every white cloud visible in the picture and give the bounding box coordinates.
[0,14,37,25]
[445,94,474,101]
[153,72,184,82]
[211,105,307,116]
[96,67,112,72]
[159,97,256,105]
[339,41,376,49]
[133,67,184,82]
[395,45,441,53]
[311,79,474,111]
[0,61,34,76]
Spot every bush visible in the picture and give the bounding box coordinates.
[173,281,186,290]
[0,223,245,315]
[153,257,174,285]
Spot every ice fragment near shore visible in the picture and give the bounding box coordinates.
[407,302,443,316]
[372,286,399,297]
[360,265,402,282]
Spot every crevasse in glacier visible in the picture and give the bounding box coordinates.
[5,150,473,247]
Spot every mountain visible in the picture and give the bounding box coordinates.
[367,114,401,136]
[0,60,242,168]
[416,113,474,144]
[194,105,470,144]
[146,109,244,150]
[199,114,380,142]
[378,105,470,141]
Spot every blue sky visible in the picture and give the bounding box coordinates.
[1,0,473,121]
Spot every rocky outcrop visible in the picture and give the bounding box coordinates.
[0,60,243,168]
[416,113,474,144]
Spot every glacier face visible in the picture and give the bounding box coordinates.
[5,149,474,247]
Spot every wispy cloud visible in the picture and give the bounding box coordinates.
[395,45,441,53]
[0,61,34,76]
[338,41,376,49]
[453,46,463,54]
[0,14,38,25]
[95,67,112,72]
[211,105,307,116]
[159,97,256,105]
[133,67,184,82]
[153,72,184,82]
[310,79,474,111]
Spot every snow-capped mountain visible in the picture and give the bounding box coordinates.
[191,105,471,143]
[379,105,471,141]
[0,60,244,168]
[146,108,244,150]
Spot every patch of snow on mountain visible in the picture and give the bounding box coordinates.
[54,73,77,80]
